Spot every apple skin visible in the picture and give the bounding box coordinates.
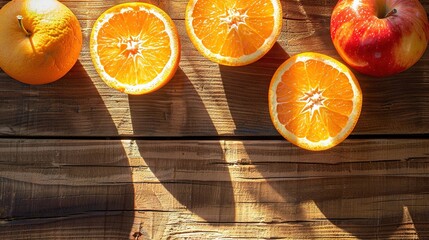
[330,0,429,77]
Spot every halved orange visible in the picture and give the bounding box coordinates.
[268,52,363,151]
[90,2,180,95]
[185,0,282,66]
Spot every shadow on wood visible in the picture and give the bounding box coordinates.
[270,175,429,239]
[240,140,429,239]
[0,140,135,238]
[0,61,121,136]
[219,42,290,136]
[0,61,135,238]
[354,64,429,134]
[129,68,236,224]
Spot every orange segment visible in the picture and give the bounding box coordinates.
[90,3,180,95]
[185,0,282,66]
[268,52,363,151]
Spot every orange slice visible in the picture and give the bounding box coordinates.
[90,3,180,95]
[185,0,282,66]
[268,52,363,151]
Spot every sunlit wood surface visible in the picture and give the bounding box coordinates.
[0,0,428,239]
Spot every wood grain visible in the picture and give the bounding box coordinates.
[1,139,428,239]
[1,0,429,239]
[0,0,428,137]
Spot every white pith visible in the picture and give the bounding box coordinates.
[219,8,248,31]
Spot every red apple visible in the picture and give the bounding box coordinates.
[330,0,429,77]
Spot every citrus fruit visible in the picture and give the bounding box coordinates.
[268,52,363,151]
[185,0,282,66]
[0,0,82,85]
[90,2,180,95]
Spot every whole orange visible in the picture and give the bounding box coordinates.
[0,0,82,85]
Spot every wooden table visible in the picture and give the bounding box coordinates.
[1,0,428,239]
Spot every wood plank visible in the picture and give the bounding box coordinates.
[1,139,428,239]
[0,140,135,239]
[0,0,428,137]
